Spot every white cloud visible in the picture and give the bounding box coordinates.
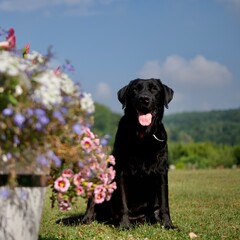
[96,82,112,99]
[138,55,239,113]
[139,55,232,88]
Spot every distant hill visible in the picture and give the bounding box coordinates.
[93,104,240,146]
[92,103,121,144]
[163,108,240,145]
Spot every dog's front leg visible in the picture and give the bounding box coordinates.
[158,172,175,229]
[118,171,130,229]
[82,197,96,224]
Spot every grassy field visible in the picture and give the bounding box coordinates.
[39,169,240,240]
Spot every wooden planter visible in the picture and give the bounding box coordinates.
[0,175,49,240]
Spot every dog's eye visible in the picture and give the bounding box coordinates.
[149,84,159,92]
[132,84,142,93]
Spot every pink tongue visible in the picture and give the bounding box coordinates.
[138,113,152,126]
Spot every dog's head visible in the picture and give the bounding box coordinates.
[118,78,173,126]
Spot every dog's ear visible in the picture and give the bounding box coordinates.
[117,85,129,109]
[163,84,174,109]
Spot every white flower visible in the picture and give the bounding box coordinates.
[27,51,45,64]
[59,73,76,95]
[32,70,62,108]
[80,92,95,114]
[0,51,20,76]
[15,85,23,96]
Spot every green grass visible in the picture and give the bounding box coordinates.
[39,169,240,240]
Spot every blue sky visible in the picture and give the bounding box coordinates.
[1,0,240,114]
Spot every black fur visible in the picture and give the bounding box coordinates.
[82,78,175,229]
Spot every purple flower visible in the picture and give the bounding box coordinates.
[100,134,111,146]
[72,123,82,135]
[36,155,49,166]
[35,108,46,116]
[78,161,84,168]
[14,113,25,126]
[60,107,68,114]
[38,115,49,125]
[63,96,72,102]
[53,110,65,124]
[2,108,13,116]
[26,108,34,116]
[6,153,12,160]
[35,122,42,130]
[47,151,61,167]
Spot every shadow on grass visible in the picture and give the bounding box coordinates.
[55,214,85,226]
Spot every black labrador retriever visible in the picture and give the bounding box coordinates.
[82,78,175,229]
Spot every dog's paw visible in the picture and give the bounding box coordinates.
[81,215,94,225]
[161,214,176,230]
[162,220,176,230]
[119,215,130,229]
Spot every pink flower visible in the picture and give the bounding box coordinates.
[0,28,16,49]
[83,127,95,139]
[58,199,71,211]
[105,182,117,201]
[94,138,100,146]
[76,186,84,196]
[94,185,106,204]
[54,176,70,193]
[86,182,93,190]
[107,166,116,182]
[73,173,81,186]
[108,182,117,193]
[99,173,108,185]
[108,155,116,165]
[62,169,74,178]
[81,137,94,152]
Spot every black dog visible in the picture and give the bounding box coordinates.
[82,78,175,229]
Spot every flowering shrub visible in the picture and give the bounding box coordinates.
[0,27,116,209]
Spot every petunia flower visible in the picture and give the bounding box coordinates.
[73,173,82,186]
[54,176,70,193]
[94,185,106,204]
[58,198,71,211]
[81,137,94,152]
[75,186,84,196]
[108,155,116,165]
[61,169,74,178]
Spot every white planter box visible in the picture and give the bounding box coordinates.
[0,186,46,240]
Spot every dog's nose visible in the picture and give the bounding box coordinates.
[139,95,150,104]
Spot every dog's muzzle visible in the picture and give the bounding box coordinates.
[136,95,154,126]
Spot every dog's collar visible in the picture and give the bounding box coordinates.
[153,134,165,142]
[137,132,165,142]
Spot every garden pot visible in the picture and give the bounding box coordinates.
[0,175,49,240]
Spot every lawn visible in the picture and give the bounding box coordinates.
[39,169,240,240]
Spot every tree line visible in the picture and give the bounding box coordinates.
[92,104,240,168]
